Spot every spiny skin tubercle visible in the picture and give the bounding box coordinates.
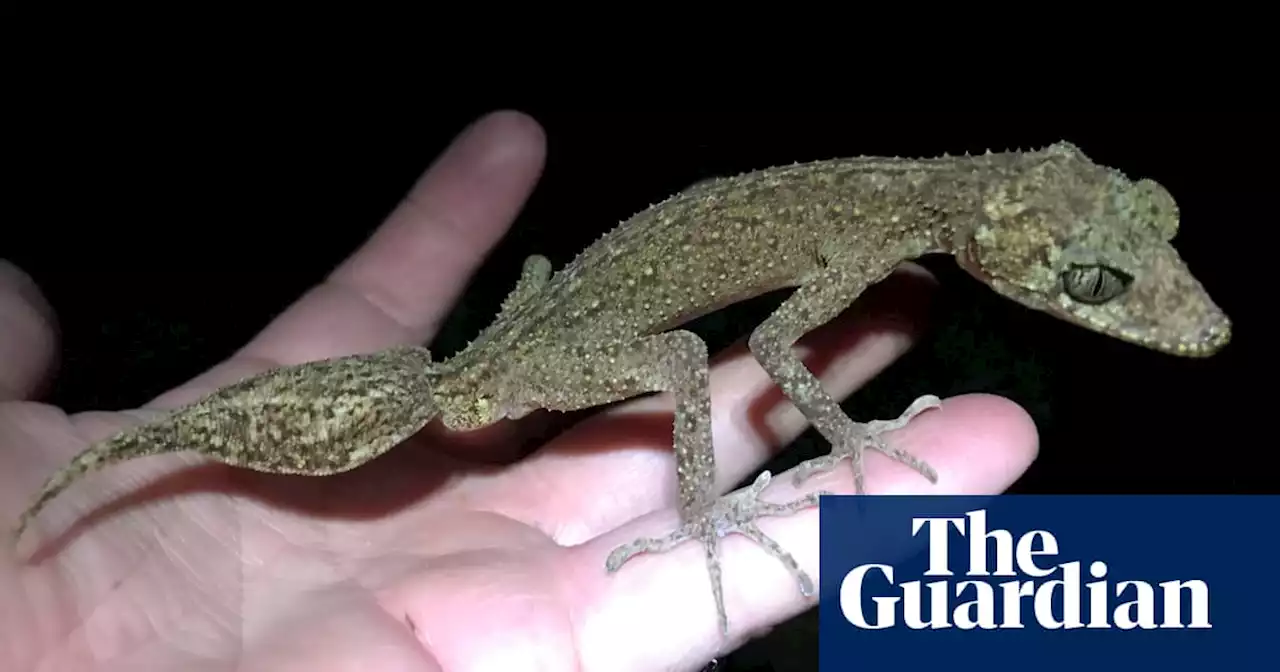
[14,141,1230,637]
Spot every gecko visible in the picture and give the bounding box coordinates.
[11,141,1231,636]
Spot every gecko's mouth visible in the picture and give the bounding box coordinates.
[1047,297,1232,358]
[1180,312,1232,356]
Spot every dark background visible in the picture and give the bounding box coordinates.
[6,65,1267,670]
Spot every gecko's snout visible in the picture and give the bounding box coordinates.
[1186,311,1231,357]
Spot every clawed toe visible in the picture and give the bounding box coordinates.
[792,395,941,492]
[605,470,823,635]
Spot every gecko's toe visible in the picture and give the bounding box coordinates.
[793,396,941,491]
[605,525,694,572]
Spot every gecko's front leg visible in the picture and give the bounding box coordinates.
[530,332,824,635]
[748,259,941,495]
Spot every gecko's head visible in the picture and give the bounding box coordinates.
[956,141,1230,357]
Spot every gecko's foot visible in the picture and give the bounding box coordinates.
[605,470,829,636]
[793,394,942,493]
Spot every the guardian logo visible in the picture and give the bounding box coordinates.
[839,509,1211,631]
[819,495,1274,669]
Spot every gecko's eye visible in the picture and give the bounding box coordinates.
[1061,264,1133,304]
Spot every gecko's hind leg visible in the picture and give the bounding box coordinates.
[606,470,831,636]
[522,331,822,635]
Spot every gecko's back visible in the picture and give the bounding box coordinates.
[460,152,994,360]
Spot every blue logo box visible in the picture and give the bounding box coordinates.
[818,495,1277,670]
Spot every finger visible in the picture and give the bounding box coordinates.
[486,263,938,534]
[239,110,547,366]
[576,393,1038,666]
[146,112,546,410]
[0,261,58,401]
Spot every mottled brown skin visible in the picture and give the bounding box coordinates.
[13,346,439,539]
[13,142,1231,636]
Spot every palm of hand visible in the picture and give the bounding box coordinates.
[1,112,1035,671]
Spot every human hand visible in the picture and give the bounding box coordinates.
[1,111,1037,671]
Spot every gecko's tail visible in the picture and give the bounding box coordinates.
[13,345,443,544]
[12,415,184,543]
